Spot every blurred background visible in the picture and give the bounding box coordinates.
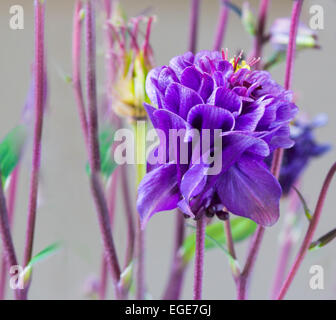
[0,0,335,299]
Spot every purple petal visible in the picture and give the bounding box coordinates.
[235,103,265,131]
[163,83,203,119]
[209,87,242,114]
[187,104,235,131]
[216,156,281,226]
[137,163,180,228]
[180,66,202,91]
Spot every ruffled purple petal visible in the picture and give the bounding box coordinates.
[209,87,242,114]
[137,163,180,228]
[216,156,281,226]
[163,83,203,119]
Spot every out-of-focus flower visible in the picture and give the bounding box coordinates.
[270,18,320,51]
[108,10,155,121]
[137,50,298,227]
[269,114,331,196]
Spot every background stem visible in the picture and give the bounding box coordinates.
[188,0,201,53]
[212,0,229,51]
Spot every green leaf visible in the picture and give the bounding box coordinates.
[23,242,61,286]
[181,217,257,264]
[293,186,312,221]
[119,262,133,292]
[263,51,287,70]
[86,126,118,179]
[309,228,336,251]
[0,125,27,184]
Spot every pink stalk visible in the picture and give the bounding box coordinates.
[188,0,201,53]
[277,163,336,299]
[236,0,303,300]
[193,216,206,300]
[212,1,230,51]
[23,0,46,278]
[0,170,19,300]
[270,185,301,299]
[253,0,270,69]
[72,0,89,148]
[0,167,20,300]
[84,0,122,298]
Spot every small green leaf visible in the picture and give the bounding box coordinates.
[263,51,287,70]
[0,125,27,184]
[293,186,312,221]
[119,262,133,292]
[23,242,61,286]
[181,217,257,264]
[309,228,336,251]
[86,126,118,179]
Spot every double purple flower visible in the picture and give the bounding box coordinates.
[137,50,298,227]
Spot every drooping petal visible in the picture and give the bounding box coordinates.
[216,156,281,226]
[137,163,180,228]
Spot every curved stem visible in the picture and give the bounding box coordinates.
[277,162,336,299]
[188,0,201,53]
[212,1,229,51]
[193,216,206,300]
[284,0,303,91]
[23,0,46,276]
[84,0,123,298]
[0,166,20,300]
[72,0,89,149]
[0,170,19,300]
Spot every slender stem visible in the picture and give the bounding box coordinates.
[0,170,19,300]
[188,0,201,53]
[99,253,108,300]
[120,165,135,268]
[85,1,100,173]
[253,0,270,69]
[223,216,240,281]
[0,166,20,300]
[84,0,123,298]
[277,162,336,299]
[162,211,186,300]
[271,186,301,299]
[193,216,206,300]
[212,1,229,51]
[23,0,46,271]
[72,0,89,149]
[237,225,265,299]
[284,0,303,91]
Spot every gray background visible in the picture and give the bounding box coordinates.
[0,0,335,299]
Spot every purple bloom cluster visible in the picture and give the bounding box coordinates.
[137,50,298,227]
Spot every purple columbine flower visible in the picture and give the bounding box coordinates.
[270,115,331,196]
[137,50,298,227]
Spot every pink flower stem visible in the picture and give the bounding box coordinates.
[162,211,186,300]
[85,0,123,299]
[0,170,20,300]
[270,185,301,299]
[22,1,46,300]
[253,0,270,69]
[72,0,89,149]
[188,0,201,53]
[0,166,20,300]
[212,1,230,51]
[193,216,206,300]
[277,162,336,299]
